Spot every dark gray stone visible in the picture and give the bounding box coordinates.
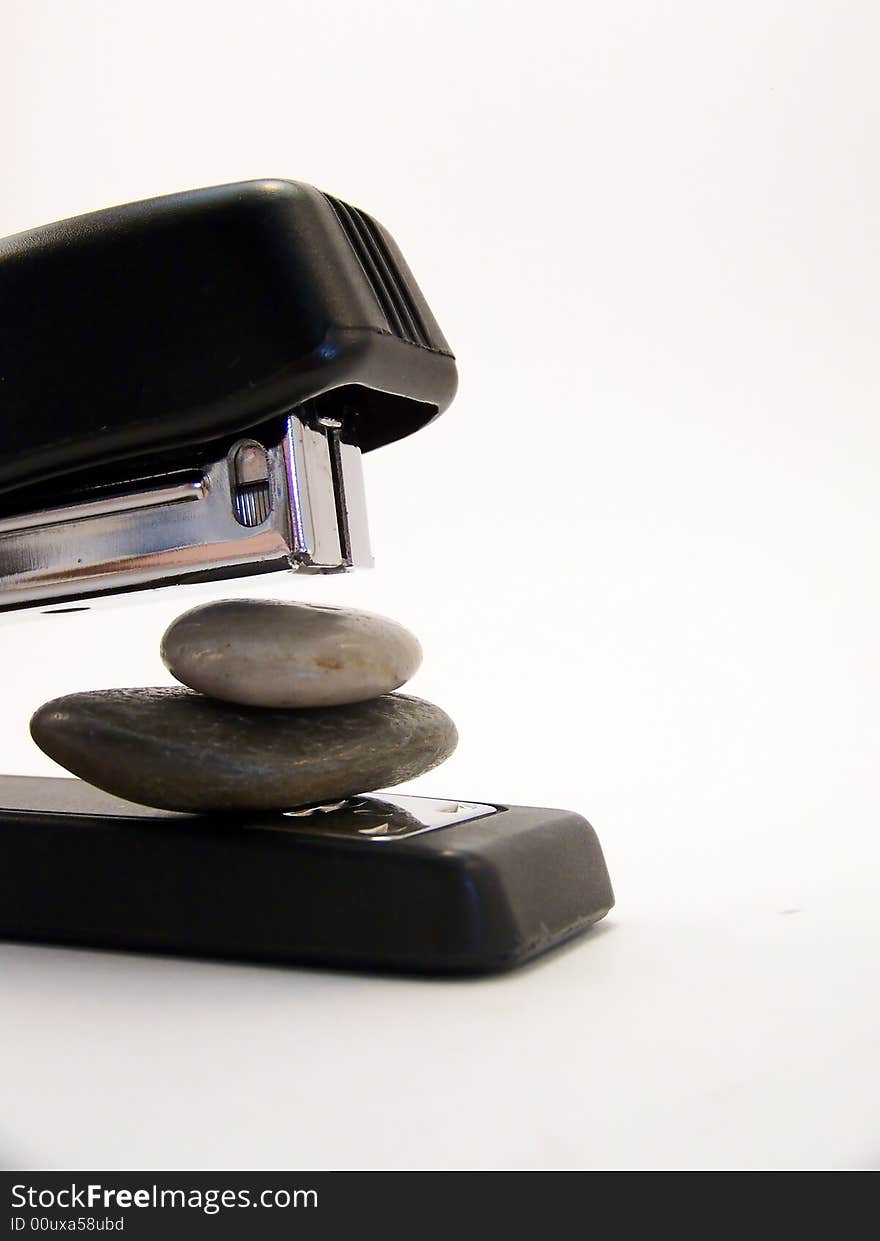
[160,598,422,708]
[30,689,458,813]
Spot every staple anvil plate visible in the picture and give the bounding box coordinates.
[0,777,613,974]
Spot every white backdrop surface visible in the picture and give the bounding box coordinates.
[1,0,878,1170]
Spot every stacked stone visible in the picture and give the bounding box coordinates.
[30,600,457,814]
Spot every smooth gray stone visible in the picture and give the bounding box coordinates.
[160,599,423,708]
[30,689,458,814]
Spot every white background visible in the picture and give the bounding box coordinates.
[1,0,879,1170]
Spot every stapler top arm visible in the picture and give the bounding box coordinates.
[0,179,457,610]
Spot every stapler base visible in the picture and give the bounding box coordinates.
[0,777,613,974]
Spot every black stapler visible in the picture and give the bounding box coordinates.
[0,180,613,973]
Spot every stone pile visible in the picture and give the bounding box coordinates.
[30,600,457,814]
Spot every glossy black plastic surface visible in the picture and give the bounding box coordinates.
[0,778,613,974]
[0,180,457,498]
